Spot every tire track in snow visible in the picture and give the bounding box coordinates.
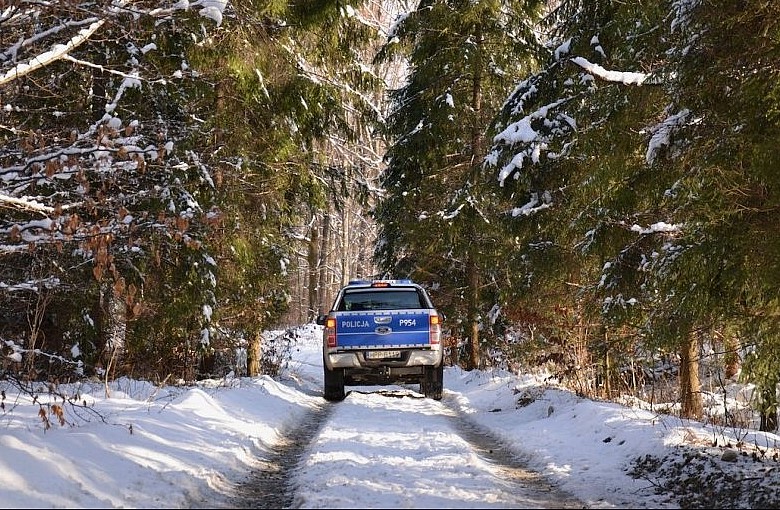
[443,397,585,509]
[223,402,336,509]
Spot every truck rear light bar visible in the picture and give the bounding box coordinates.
[346,279,414,287]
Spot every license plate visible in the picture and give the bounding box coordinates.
[365,350,401,360]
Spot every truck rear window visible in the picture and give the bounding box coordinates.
[338,289,425,311]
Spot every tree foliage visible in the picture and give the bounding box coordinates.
[2,0,780,428]
[480,0,780,419]
[0,1,225,381]
[0,0,384,382]
[374,0,545,368]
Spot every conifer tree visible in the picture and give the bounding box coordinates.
[180,0,385,375]
[646,0,780,424]
[0,0,383,380]
[485,0,675,397]
[374,0,544,369]
[487,0,780,421]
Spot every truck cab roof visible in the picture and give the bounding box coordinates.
[336,280,432,311]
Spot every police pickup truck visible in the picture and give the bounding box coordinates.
[316,279,444,401]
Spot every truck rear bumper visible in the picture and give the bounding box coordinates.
[325,349,442,370]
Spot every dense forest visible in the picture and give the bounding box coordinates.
[1,0,779,430]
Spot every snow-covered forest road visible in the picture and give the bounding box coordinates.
[223,387,583,509]
[6,324,778,509]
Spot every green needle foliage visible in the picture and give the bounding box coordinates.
[374,0,545,369]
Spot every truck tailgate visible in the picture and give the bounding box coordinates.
[334,310,433,349]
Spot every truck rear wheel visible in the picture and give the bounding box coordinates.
[422,364,443,400]
[323,364,346,402]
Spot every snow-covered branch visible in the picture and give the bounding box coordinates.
[0,18,107,87]
[570,57,649,86]
[0,193,55,215]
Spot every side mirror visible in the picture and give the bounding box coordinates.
[315,314,328,326]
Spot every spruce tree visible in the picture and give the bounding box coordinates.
[485,0,675,397]
[374,0,544,369]
[181,0,385,375]
[647,0,780,424]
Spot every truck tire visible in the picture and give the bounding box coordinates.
[323,364,346,402]
[422,364,443,400]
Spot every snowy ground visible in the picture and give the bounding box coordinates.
[1,323,779,508]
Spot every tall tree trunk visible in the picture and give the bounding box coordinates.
[603,335,611,400]
[92,288,107,376]
[308,217,320,319]
[758,367,778,432]
[464,23,484,371]
[318,212,331,312]
[724,333,740,379]
[341,204,350,284]
[104,286,127,383]
[679,334,703,419]
[466,254,480,370]
[758,384,778,432]
[470,22,483,156]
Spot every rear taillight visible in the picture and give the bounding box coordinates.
[325,317,337,347]
[429,314,441,345]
